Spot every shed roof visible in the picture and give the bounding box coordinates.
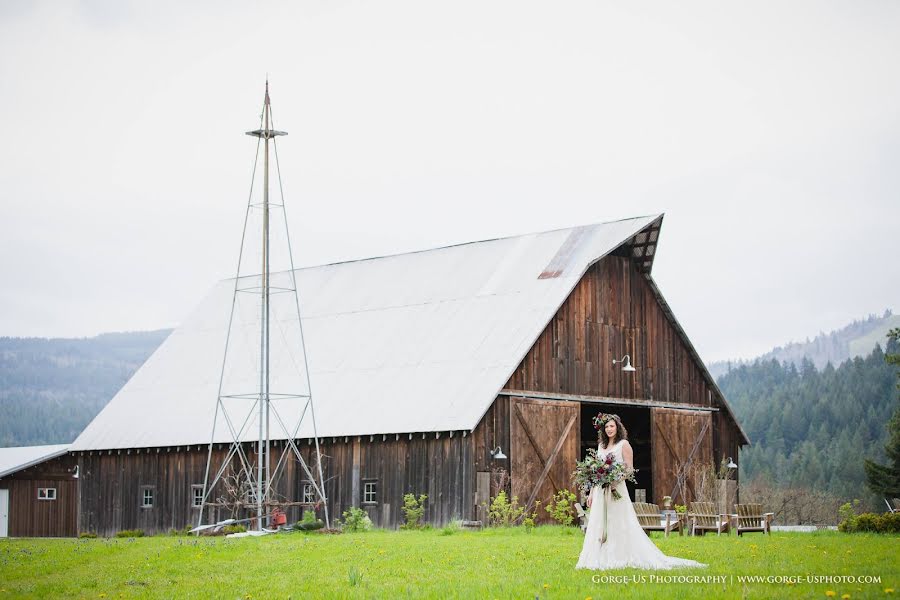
[0,444,70,479]
[70,214,738,451]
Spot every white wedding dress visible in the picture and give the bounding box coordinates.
[576,439,706,570]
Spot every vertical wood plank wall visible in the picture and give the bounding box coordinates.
[0,455,78,537]
[507,256,719,406]
[500,255,743,489]
[77,435,474,536]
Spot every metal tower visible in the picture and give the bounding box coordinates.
[196,81,329,532]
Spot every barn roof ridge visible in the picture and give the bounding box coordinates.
[233,213,665,279]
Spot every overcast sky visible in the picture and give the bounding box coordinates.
[0,0,897,363]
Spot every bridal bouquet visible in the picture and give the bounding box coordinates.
[572,449,637,501]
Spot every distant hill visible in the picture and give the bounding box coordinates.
[708,310,898,379]
[0,330,171,447]
[716,338,898,507]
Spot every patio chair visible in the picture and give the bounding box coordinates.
[634,502,682,537]
[733,503,774,536]
[688,501,730,536]
[574,502,587,532]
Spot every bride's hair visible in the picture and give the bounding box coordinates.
[599,414,628,449]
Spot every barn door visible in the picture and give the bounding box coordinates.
[651,408,713,504]
[0,488,8,537]
[509,398,579,523]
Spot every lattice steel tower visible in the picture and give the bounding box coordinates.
[197,81,328,531]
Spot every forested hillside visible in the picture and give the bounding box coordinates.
[717,337,899,505]
[709,310,898,378]
[0,330,170,446]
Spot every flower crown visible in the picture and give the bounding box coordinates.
[592,413,618,430]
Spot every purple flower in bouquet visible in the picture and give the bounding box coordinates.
[573,450,637,501]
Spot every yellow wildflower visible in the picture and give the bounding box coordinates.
[826,592,836,598]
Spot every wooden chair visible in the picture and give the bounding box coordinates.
[634,502,682,537]
[688,501,730,536]
[732,503,774,536]
[574,502,587,532]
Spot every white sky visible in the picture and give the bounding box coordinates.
[0,0,897,362]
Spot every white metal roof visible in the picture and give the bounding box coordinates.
[0,444,70,478]
[71,215,665,451]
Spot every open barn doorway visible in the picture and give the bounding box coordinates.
[579,403,652,504]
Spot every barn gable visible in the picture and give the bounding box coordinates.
[502,253,749,444]
[71,214,665,451]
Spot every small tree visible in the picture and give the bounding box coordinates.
[340,507,372,532]
[400,493,428,529]
[486,490,539,527]
[545,489,577,526]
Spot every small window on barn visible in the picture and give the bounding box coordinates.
[37,487,57,501]
[303,483,315,504]
[191,485,204,508]
[363,480,377,504]
[141,487,154,508]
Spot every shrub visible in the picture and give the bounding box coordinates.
[486,490,539,527]
[400,493,428,530]
[115,529,144,538]
[674,504,687,515]
[439,520,462,536]
[296,510,325,531]
[545,489,577,526]
[221,524,247,535]
[839,511,900,533]
[78,532,97,539]
[168,525,194,536]
[341,507,373,532]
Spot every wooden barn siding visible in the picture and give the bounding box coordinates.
[78,446,229,537]
[0,455,78,537]
[506,255,717,408]
[78,435,474,536]
[492,254,743,502]
[355,433,473,527]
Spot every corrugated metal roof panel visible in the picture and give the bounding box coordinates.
[70,215,662,450]
[0,444,70,479]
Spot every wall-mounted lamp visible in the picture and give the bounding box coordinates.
[612,355,637,372]
[71,465,79,479]
[726,457,737,470]
[490,446,507,460]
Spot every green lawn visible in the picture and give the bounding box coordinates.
[1,527,897,599]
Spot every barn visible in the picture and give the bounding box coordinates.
[0,444,77,537]
[65,213,748,536]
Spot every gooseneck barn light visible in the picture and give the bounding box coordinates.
[612,354,637,372]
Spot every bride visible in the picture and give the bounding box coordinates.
[576,413,706,570]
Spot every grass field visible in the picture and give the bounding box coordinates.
[1,527,897,599]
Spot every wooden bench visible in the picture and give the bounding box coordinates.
[634,502,682,537]
[732,503,773,536]
[688,501,730,536]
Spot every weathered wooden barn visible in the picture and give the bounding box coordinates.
[0,444,77,537]
[65,214,747,536]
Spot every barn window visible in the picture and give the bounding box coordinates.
[191,485,204,508]
[303,483,315,504]
[37,487,57,501]
[363,480,377,504]
[141,487,154,508]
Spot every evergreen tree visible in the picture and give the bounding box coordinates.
[864,328,900,498]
